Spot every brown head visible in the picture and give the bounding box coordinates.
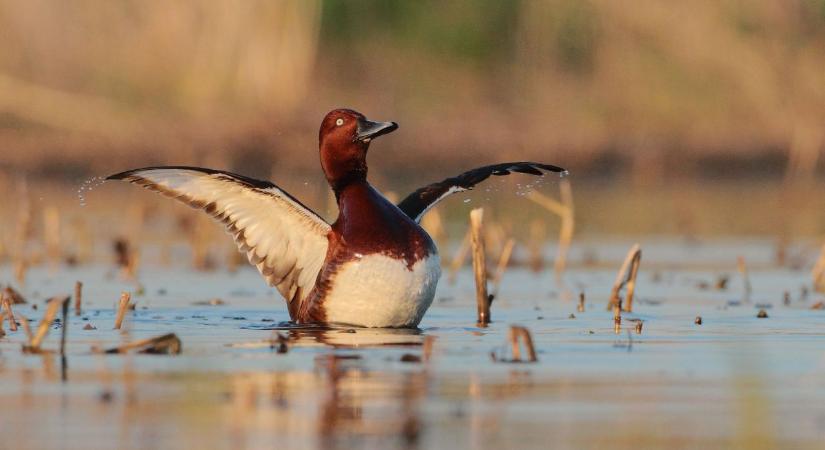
[319,108,398,192]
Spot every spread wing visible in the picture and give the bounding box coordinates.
[396,162,566,222]
[106,166,330,313]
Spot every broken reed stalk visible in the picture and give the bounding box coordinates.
[608,243,642,312]
[114,292,131,330]
[737,256,752,301]
[74,281,82,316]
[2,290,17,331]
[613,300,622,334]
[26,296,69,352]
[99,333,182,355]
[578,292,586,312]
[508,326,537,362]
[490,238,515,298]
[447,230,471,284]
[526,178,574,278]
[470,208,490,325]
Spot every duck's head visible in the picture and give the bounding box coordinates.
[319,108,398,189]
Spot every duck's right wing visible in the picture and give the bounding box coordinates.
[397,161,566,222]
[107,166,330,314]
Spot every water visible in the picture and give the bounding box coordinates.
[1,240,825,449]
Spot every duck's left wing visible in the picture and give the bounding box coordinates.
[396,161,566,222]
[107,166,330,312]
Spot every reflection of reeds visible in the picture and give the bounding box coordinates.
[608,243,642,312]
[422,335,435,363]
[527,178,574,278]
[470,208,490,325]
[18,315,33,342]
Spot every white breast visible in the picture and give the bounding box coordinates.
[323,253,441,328]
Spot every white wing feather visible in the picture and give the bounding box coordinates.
[108,167,330,307]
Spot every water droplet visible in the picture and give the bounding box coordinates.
[559,170,570,178]
[78,176,108,207]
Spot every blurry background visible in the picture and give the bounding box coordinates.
[1,0,824,237]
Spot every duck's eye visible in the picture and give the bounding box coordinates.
[335,118,344,126]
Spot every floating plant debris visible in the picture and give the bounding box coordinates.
[100,333,182,355]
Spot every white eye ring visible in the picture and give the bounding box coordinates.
[335,118,344,126]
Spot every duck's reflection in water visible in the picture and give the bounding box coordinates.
[314,353,426,449]
[227,326,429,449]
[286,326,425,348]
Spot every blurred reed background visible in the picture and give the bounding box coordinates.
[1,0,825,237]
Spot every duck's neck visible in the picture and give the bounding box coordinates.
[327,167,367,200]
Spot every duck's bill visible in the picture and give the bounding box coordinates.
[355,118,398,142]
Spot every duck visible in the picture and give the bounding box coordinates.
[108,109,565,328]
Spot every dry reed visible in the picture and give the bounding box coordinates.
[100,333,182,355]
[470,208,490,325]
[508,326,537,362]
[527,219,546,272]
[420,209,447,249]
[608,243,642,312]
[24,296,69,353]
[43,205,61,265]
[526,178,574,278]
[2,286,25,304]
[578,292,585,312]
[74,281,83,316]
[737,256,752,301]
[490,238,515,298]
[811,243,825,292]
[447,230,471,284]
[2,290,18,331]
[114,292,131,330]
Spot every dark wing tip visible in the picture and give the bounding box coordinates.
[106,169,138,181]
[532,162,566,173]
